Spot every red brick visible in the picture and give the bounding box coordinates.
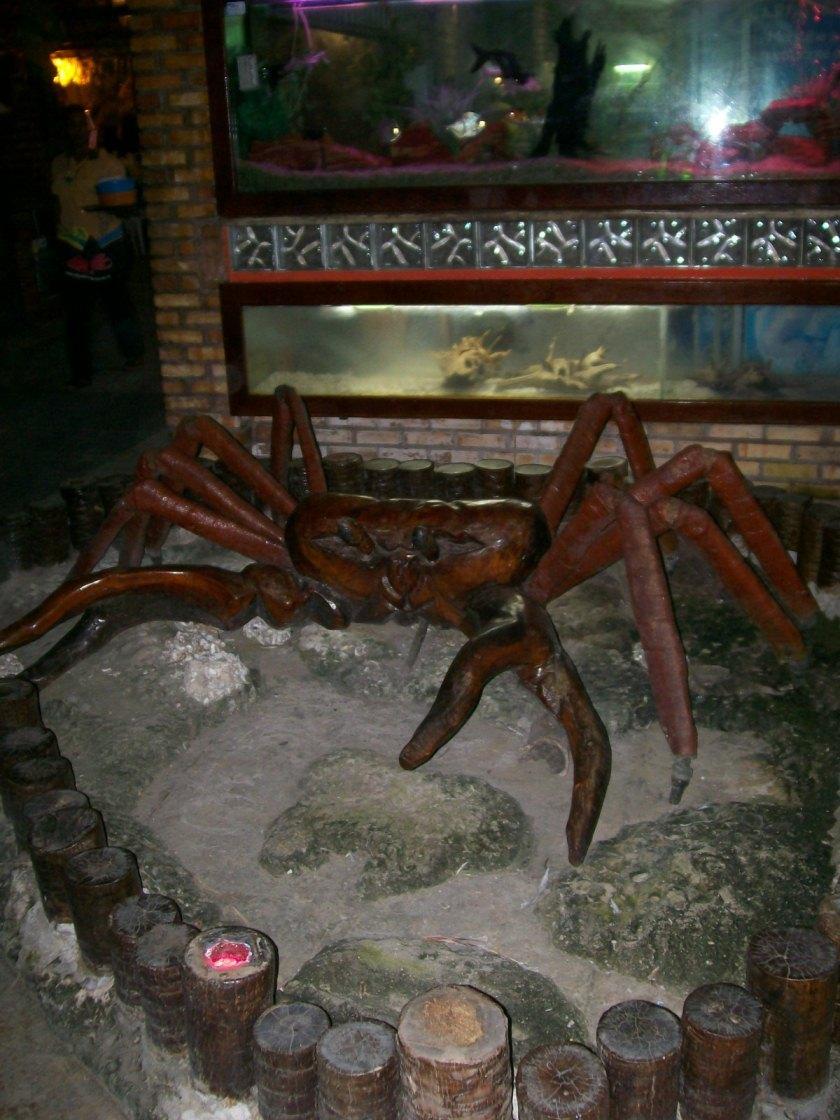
[137,72,182,91]
[132,32,179,52]
[175,202,216,219]
[154,293,201,308]
[143,149,188,167]
[144,185,190,203]
[162,11,201,29]
[168,91,206,109]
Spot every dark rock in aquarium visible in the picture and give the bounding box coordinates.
[283,935,586,1061]
[537,801,831,989]
[259,748,531,898]
[531,16,606,159]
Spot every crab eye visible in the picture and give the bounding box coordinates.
[411,525,440,561]
[336,518,376,555]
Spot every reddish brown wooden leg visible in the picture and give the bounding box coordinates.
[617,496,696,764]
[399,589,611,866]
[0,567,259,657]
[654,497,806,659]
[518,647,611,866]
[539,392,656,532]
[270,386,328,495]
[169,414,297,518]
[629,446,817,623]
[72,480,291,578]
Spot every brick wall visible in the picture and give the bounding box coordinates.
[129,0,837,494]
[130,0,231,422]
[250,416,839,494]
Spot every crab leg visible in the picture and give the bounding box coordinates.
[271,386,328,494]
[630,446,817,623]
[0,567,259,657]
[399,589,611,866]
[540,392,656,532]
[617,495,696,763]
[72,480,290,578]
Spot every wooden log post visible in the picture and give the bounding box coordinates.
[109,893,182,1005]
[434,462,477,500]
[679,982,764,1120]
[397,984,511,1120]
[253,1001,331,1120]
[136,922,199,1054]
[515,1043,609,1120]
[28,805,105,921]
[183,926,277,1098]
[475,458,515,498]
[397,459,435,498]
[2,755,75,847]
[316,1020,398,1120]
[64,846,142,972]
[595,999,681,1119]
[0,678,41,730]
[816,891,840,1043]
[0,726,59,780]
[746,926,838,1099]
[514,464,551,503]
[363,458,400,499]
[324,452,365,495]
[22,788,91,850]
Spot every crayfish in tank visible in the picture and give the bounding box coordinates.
[0,388,818,866]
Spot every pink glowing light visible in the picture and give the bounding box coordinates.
[204,939,253,971]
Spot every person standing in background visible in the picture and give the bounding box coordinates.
[51,105,143,387]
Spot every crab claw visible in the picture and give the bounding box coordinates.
[399,588,611,866]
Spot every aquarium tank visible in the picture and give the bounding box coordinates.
[241,303,840,401]
[220,0,839,190]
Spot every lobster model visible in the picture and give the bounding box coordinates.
[0,389,817,866]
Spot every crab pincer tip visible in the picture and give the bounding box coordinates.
[668,757,693,805]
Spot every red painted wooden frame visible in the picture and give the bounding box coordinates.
[201,0,840,217]
[220,275,840,423]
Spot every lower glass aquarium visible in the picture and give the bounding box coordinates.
[235,301,840,406]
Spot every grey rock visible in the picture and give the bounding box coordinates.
[260,749,532,898]
[538,801,832,989]
[283,935,586,1059]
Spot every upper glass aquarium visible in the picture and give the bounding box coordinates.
[217,0,839,194]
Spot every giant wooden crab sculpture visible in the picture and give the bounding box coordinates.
[0,389,817,865]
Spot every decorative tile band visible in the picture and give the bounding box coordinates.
[229,216,840,273]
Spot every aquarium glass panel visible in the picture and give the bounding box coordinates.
[242,303,840,400]
[221,0,838,191]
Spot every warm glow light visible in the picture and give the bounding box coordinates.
[613,63,652,75]
[51,55,94,87]
[704,105,730,141]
